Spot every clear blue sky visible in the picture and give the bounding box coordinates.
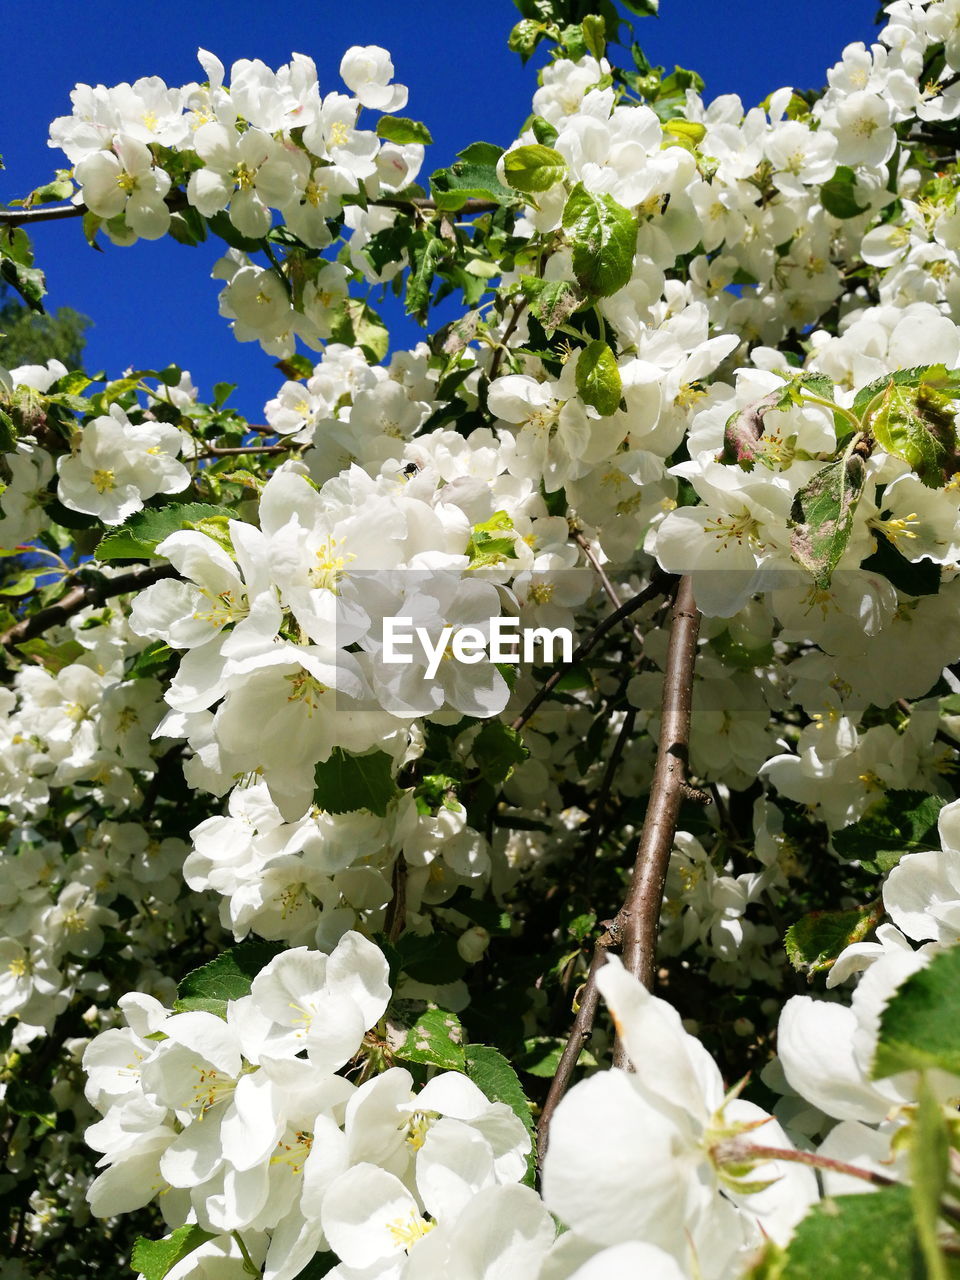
[1,0,878,420]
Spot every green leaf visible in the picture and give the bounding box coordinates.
[472,721,528,785]
[430,142,520,212]
[207,211,267,253]
[820,166,869,219]
[745,1186,924,1280]
[502,145,567,194]
[394,1006,465,1071]
[176,939,285,1011]
[14,637,85,671]
[789,453,866,588]
[0,571,37,597]
[5,1079,57,1126]
[130,1226,216,1280]
[517,277,585,331]
[329,297,389,363]
[313,748,400,817]
[508,18,546,62]
[874,943,960,1078]
[442,886,511,935]
[376,116,434,146]
[582,14,606,59]
[866,380,958,488]
[909,1077,951,1280]
[514,1035,596,1076]
[562,182,636,298]
[464,1044,536,1184]
[622,0,658,13]
[95,503,229,562]
[832,790,943,872]
[397,931,468,983]
[22,171,74,206]
[406,233,447,322]
[0,250,45,312]
[784,903,883,978]
[575,339,623,416]
[662,118,706,150]
[466,510,517,569]
[530,116,559,147]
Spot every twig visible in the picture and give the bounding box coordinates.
[384,856,407,945]
[0,193,502,229]
[612,576,700,1032]
[572,530,646,652]
[0,564,177,650]
[510,573,676,733]
[487,297,529,384]
[537,929,619,1165]
[197,443,293,459]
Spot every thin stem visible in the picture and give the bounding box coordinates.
[798,392,861,435]
[510,573,676,734]
[197,443,294,459]
[572,529,645,652]
[487,297,529,384]
[0,564,178,650]
[537,932,618,1166]
[613,577,700,1024]
[231,1231,260,1277]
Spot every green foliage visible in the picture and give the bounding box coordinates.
[472,721,528,785]
[748,1186,926,1279]
[430,143,520,212]
[395,1006,466,1071]
[376,116,434,145]
[832,790,943,873]
[784,903,883,978]
[562,183,636,298]
[820,166,869,219]
[788,453,867,588]
[866,380,958,488]
[501,145,567,194]
[464,1043,537,1184]
[575,339,623,415]
[874,943,960,1078]
[909,1078,952,1280]
[175,939,286,1017]
[95,503,229,562]
[0,286,90,371]
[130,1226,216,1280]
[313,748,400,818]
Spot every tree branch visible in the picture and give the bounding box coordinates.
[537,928,619,1165]
[612,575,700,1041]
[0,564,178,650]
[572,529,646,652]
[487,297,529,385]
[197,443,294,459]
[510,572,675,733]
[0,193,502,229]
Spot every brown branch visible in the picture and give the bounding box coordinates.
[722,1142,894,1185]
[0,202,85,226]
[488,297,529,385]
[197,443,294,459]
[0,193,501,229]
[537,928,619,1165]
[572,529,646,652]
[537,577,699,1157]
[384,856,407,945]
[0,564,178,650]
[612,575,700,1042]
[510,572,676,733]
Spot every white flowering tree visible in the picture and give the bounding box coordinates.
[2,1,960,1276]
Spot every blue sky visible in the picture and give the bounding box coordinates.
[1,0,878,420]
